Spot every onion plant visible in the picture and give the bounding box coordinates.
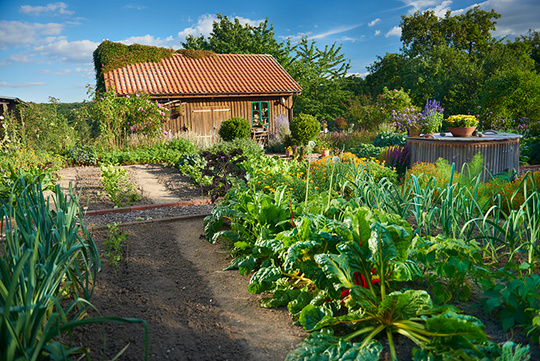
[0,179,148,360]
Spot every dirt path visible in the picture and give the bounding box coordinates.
[60,165,305,360]
[77,217,304,360]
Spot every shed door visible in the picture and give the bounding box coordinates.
[192,108,212,135]
[213,107,231,130]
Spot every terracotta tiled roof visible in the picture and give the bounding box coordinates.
[104,53,302,97]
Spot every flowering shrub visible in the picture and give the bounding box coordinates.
[334,117,348,130]
[379,87,414,115]
[447,114,478,127]
[83,86,169,148]
[325,130,373,151]
[273,114,290,142]
[391,107,426,131]
[382,145,410,177]
[392,99,444,134]
[477,172,540,213]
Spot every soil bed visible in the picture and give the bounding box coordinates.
[74,217,304,360]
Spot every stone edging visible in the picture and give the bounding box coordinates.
[83,199,213,216]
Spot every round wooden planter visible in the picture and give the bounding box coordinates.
[448,126,477,137]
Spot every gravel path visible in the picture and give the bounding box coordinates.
[56,164,213,227]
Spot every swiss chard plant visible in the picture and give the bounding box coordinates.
[290,207,502,360]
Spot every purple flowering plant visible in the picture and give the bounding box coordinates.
[392,99,444,134]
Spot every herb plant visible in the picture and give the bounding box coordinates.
[104,222,127,275]
[99,163,141,207]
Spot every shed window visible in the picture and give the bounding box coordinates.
[251,101,269,128]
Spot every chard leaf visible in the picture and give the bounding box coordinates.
[260,287,302,309]
[348,285,378,314]
[377,290,432,319]
[248,265,281,294]
[286,330,382,361]
[284,232,341,271]
[299,305,327,331]
[303,309,367,332]
[342,207,374,246]
[426,311,487,343]
[314,253,354,290]
[288,289,314,316]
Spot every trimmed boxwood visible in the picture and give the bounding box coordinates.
[219,117,251,141]
[290,113,320,146]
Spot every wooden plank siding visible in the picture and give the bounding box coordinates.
[159,95,294,137]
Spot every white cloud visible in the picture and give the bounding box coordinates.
[33,39,99,63]
[0,20,63,48]
[124,4,146,10]
[368,18,381,27]
[453,0,540,37]
[282,24,362,42]
[311,24,361,40]
[338,35,365,42]
[0,81,46,88]
[8,53,31,63]
[39,66,90,76]
[177,14,265,42]
[386,26,402,37]
[374,30,381,36]
[19,2,74,16]
[397,0,454,16]
[121,35,178,48]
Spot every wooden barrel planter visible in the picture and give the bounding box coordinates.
[407,132,522,181]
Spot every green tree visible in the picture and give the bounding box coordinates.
[288,37,352,120]
[480,67,540,121]
[520,29,540,73]
[400,7,501,57]
[182,14,292,66]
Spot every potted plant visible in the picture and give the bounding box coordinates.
[317,139,331,157]
[285,146,293,157]
[391,107,427,136]
[447,114,479,137]
[422,99,444,134]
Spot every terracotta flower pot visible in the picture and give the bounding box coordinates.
[448,126,477,137]
[320,149,330,157]
[285,149,294,157]
[408,125,423,137]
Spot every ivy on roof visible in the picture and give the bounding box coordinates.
[93,40,215,93]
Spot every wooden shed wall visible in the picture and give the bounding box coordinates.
[160,95,293,136]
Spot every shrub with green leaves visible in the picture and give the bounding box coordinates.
[100,138,197,165]
[218,117,251,141]
[352,143,384,158]
[67,143,99,166]
[372,130,406,147]
[290,113,320,146]
[206,138,264,160]
[104,222,127,275]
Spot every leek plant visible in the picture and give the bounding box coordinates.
[0,179,149,360]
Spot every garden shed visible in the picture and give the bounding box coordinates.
[103,53,302,142]
[0,96,25,119]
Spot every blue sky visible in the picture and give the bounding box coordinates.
[1,0,539,103]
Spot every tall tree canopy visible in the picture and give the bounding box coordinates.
[182,14,292,67]
[400,7,501,57]
[365,7,540,123]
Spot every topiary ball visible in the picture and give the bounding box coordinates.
[219,117,251,141]
[289,113,320,146]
